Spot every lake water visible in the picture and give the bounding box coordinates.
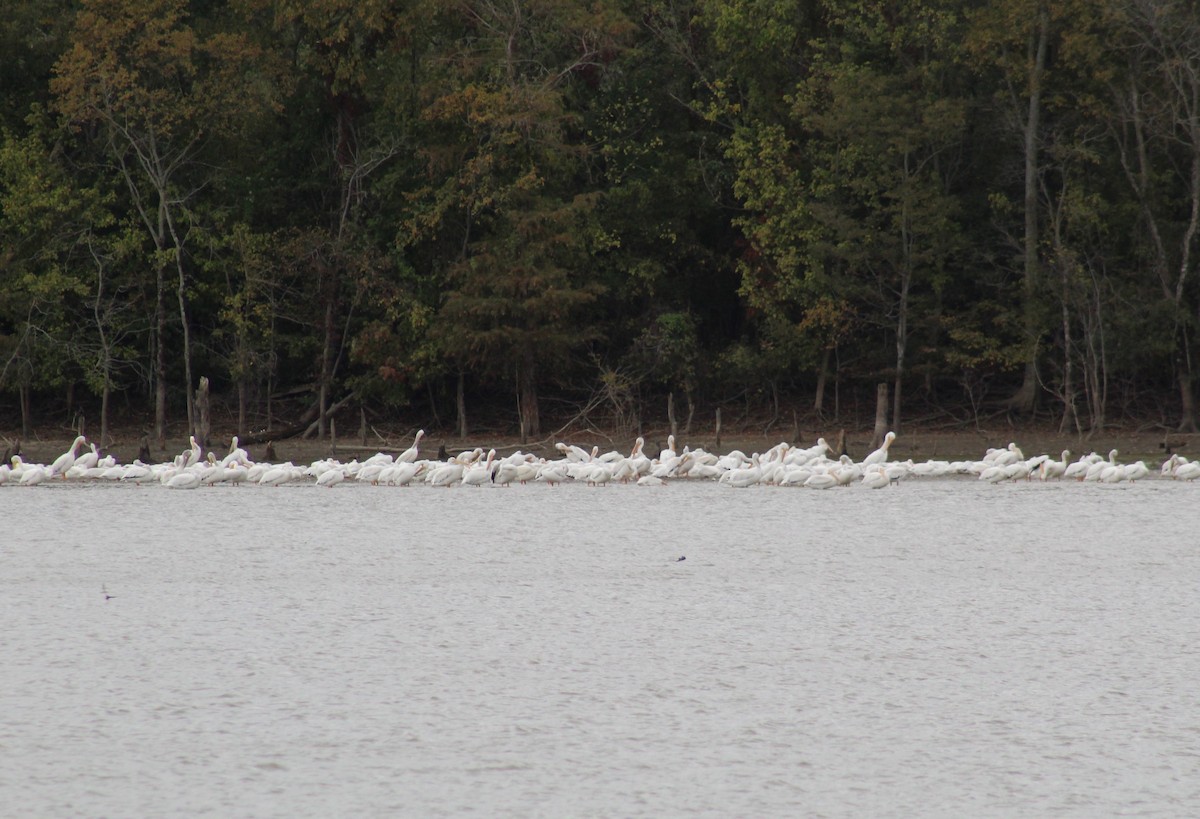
[3,478,1199,817]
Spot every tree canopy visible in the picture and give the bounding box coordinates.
[2,0,1199,442]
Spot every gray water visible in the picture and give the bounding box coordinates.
[3,479,1199,817]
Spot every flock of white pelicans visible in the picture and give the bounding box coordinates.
[2,429,1195,490]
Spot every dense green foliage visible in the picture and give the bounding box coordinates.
[3,0,1200,441]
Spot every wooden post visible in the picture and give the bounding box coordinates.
[791,409,799,444]
[668,392,678,440]
[871,383,889,450]
[330,417,338,457]
[836,428,847,458]
[715,407,722,450]
[359,405,367,447]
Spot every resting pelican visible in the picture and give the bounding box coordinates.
[534,463,568,486]
[20,464,50,486]
[1174,460,1200,481]
[428,460,466,487]
[316,467,346,488]
[166,470,202,490]
[860,464,890,489]
[804,472,838,490]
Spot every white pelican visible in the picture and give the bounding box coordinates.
[428,461,466,487]
[199,454,226,485]
[166,471,202,490]
[1084,450,1118,482]
[1039,450,1070,481]
[316,467,346,488]
[585,461,614,487]
[1064,454,1094,481]
[181,436,202,468]
[722,458,762,488]
[861,432,896,467]
[628,437,651,476]
[534,463,568,486]
[222,436,251,467]
[462,449,497,487]
[860,465,890,489]
[1123,460,1150,482]
[493,461,522,487]
[49,435,88,477]
[1174,461,1200,481]
[72,443,100,473]
[20,464,50,486]
[397,429,425,463]
[658,435,677,462]
[804,472,838,490]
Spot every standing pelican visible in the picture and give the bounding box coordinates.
[398,429,425,463]
[181,436,202,468]
[861,431,896,467]
[49,435,88,477]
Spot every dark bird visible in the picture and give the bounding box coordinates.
[676,556,686,562]
[102,585,115,601]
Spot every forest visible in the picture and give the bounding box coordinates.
[3,0,1200,448]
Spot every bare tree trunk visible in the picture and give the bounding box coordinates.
[19,383,30,440]
[667,391,678,441]
[318,285,336,440]
[237,377,247,438]
[163,202,195,439]
[518,351,540,440]
[194,376,211,449]
[814,348,830,413]
[714,407,722,450]
[871,383,889,450]
[100,374,111,450]
[893,281,907,435]
[155,264,167,450]
[456,371,468,440]
[1181,372,1197,433]
[1058,276,1079,435]
[1010,7,1049,413]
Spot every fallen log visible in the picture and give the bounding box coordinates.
[237,392,356,446]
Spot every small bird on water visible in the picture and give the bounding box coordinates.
[102,584,115,601]
[676,556,686,562]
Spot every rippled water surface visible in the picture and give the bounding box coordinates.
[3,479,1199,817]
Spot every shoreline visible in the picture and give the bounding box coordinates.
[2,423,1190,468]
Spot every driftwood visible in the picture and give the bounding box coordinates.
[237,391,356,446]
